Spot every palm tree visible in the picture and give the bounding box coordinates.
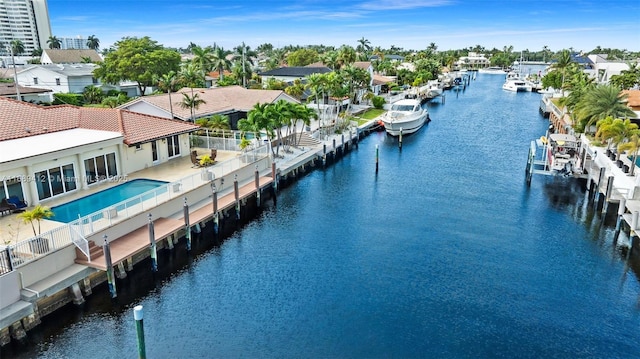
[18,205,53,237]
[596,117,639,163]
[246,103,276,157]
[82,85,103,104]
[305,73,327,130]
[337,46,357,69]
[211,46,232,81]
[618,130,640,175]
[179,92,206,122]
[156,70,179,118]
[356,37,371,56]
[551,49,573,94]
[10,39,25,55]
[191,45,214,83]
[47,36,61,49]
[233,42,256,87]
[86,35,100,50]
[574,85,636,134]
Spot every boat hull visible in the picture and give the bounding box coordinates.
[382,112,430,136]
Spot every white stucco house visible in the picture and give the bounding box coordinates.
[0,97,199,207]
[15,64,145,97]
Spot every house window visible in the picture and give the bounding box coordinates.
[33,77,38,84]
[84,152,118,185]
[35,164,77,200]
[151,141,158,162]
[1,176,25,203]
[55,78,60,85]
[92,77,98,84]
[167,135,180,158]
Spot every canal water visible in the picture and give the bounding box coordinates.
[4,73,640,358]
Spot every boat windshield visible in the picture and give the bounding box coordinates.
[391,105,417,111]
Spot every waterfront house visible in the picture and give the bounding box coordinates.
[0,97,199,207]
[15,64,145,97]
[118,85,300,128]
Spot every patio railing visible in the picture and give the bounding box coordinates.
[0,145,271,273]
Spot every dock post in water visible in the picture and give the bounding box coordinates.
[211,182,219,234]
[614,198,626,243]
[375,144,379,173]
[103,235,117,298]
[255,165,261,207]
[594,167,606,203]
[133,305,146,359]
[630,211,639,259]
[271,162,278,192]
[399,128,403,149]
[602,176,614,214]
[183,198,191,251]
[234,174,240,220]
[148,214,157,272]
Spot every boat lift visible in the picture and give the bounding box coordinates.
[525,132,588,186]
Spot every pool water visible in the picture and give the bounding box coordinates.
[51,179,168,223]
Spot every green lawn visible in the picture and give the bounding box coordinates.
[358,108,385,122]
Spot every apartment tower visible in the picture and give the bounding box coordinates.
[0,0,52,55]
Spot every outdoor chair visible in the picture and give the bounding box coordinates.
[190,150,201,168]
[0,199,13,216]
[7,196,27,210]
[210,149,217,162]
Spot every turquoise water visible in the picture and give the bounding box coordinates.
[4,73,640,358]
[51,179,168,223]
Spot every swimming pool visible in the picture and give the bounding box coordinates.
[51,179,168,223]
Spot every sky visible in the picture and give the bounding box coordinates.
[47,0,640,53]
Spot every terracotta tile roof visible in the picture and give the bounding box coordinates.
[623,89,640,109]
[373,74,394,85]
[121,85,299,120]
[0,97,198,144]
[42,49,103,63]
[353,61,372,70]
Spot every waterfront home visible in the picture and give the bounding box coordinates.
[15,64,146,97]
[0,97,199,207]
[119,85,300,128]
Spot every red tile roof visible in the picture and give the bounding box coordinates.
[623,89,640,109]
[0,97,199,144]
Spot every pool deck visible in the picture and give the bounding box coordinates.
[0,150,239,245]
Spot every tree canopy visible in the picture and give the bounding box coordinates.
[93,36,181,96]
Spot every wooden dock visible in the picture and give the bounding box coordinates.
[76,176,273,270]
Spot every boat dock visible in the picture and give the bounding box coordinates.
[527,134,640,251]
[0,120,370,346]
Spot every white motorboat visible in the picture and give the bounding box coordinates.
[502,78,532,92]
[426,81,443,98]
[381,99,430,136]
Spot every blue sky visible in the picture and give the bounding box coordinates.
[48,0,639,53]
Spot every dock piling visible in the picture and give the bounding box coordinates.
[234,174,240,220]
[211,182,219,234]
[183,198,191,251]
[133,305,146,359]
[102,235,117,298]
[148,214,157,272]
[603,176,614,214]
[375,144,379,173]
[399,128,403,149]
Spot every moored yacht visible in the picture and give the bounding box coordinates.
[381,98,430,136]
[502,78,532,92]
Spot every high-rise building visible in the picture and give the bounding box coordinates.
[60,36,88,50]
[0,0,52,55]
